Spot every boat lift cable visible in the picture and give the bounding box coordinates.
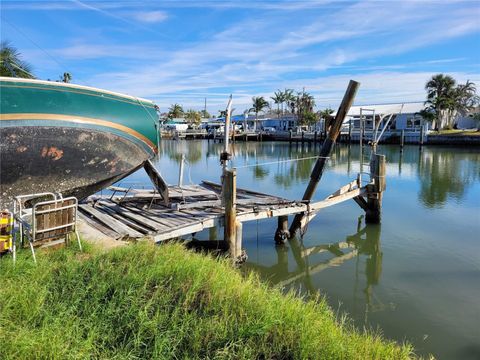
[234,155,330,170]
[375,103,405,144]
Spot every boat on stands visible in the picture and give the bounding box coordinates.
[0,77,159,209]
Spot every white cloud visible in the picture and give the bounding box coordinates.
[129,11,168,23]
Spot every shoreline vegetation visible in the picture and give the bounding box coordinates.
[0,242,417,359]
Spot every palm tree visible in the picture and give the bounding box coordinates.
[425,74,479,130]
[0,41,35,78]
[425,74,456,130]
[319,108,335,134]
[271,90,284,118]
[283,89,295,115]
[60,72,72,83]
[249,96,269,131]
[168,103,184,119]
[185,109,201,127]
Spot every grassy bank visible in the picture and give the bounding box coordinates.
[0,243,415,359]
[430,129,480,136]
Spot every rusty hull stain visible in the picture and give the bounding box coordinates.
[41,146,64,160]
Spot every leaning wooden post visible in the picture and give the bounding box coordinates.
[224,169,239,259]
[365,154,386,223]
[289,80,360,236]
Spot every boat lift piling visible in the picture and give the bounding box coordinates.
[288,80,360,237]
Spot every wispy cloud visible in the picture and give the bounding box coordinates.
[129,11,168,23]
[3,0,479,112]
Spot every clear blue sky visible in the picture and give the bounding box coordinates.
[2,0,479,113]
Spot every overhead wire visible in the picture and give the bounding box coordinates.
[233,155,330,169]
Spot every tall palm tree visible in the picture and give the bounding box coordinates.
[0,41,35,78]
[425,74,456,130]
[271,90,283,118]
[168,103,184,119]
[249,96,269,131]
[283,89,295,115]
[319,108,335,133]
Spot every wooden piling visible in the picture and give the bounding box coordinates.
[365,154,386,223]
[400,129,405,150]
[289,130,293,144]
[275,215,290,244]
[178,154,185,187]
[223,169,240,259]
[314,131,317,144]
[289,80,360,236]
[348,119,352,143]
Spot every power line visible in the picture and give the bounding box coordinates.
[1,16,72,78]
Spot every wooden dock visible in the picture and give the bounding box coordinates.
[79,176,369,245]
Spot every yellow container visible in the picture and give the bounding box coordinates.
[0,211,13,253]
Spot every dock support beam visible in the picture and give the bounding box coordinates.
[365,154,386,223]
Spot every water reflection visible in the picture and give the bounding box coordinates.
[417,148,480,208]
[244,216,387,322]
[158,141,480,207]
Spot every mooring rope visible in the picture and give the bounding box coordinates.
[233,155,330,169]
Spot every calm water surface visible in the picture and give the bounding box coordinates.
[125,140,480,360]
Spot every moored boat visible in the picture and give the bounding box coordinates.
[0,77,159,209]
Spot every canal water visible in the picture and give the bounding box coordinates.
[124,140,480,360]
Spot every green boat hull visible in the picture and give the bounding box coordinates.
[0,77,159,208]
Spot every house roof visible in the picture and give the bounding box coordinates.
[337,102,425,117]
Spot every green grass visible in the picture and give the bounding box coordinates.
[431,129,480,136]
[0,242,416,359]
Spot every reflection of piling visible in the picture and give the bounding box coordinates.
[400,130,405,150]
[419,125,424,149]
[348,119,352,143]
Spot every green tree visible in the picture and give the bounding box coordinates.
[295,91,316,127]
[185,109,201,127]
[0,41,35,78]
[200,109,211,118]
[250,96,270,131]
[425,74,478,130]
[168,103,184,119]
